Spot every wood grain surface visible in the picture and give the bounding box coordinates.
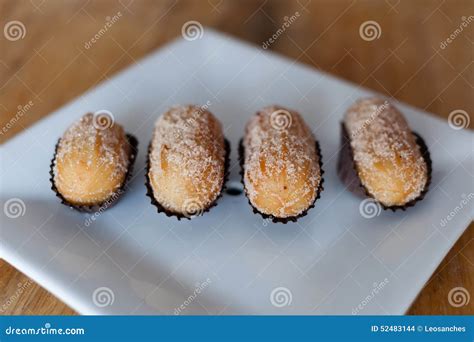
[0,0,472,315]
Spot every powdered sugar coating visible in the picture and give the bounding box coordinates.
[53,113,131,204]
[344,97,428,206]
[243,105,321,218]
[148,105,226,214]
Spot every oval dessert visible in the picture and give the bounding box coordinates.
[51,112,136,209]
[339,97,430,208]
[241,105,323,222]
[146,105,227,218]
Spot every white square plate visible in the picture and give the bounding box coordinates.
[1,30,473,315]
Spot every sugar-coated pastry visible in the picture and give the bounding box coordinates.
[338,97,430,208]
[51,113,137,210]
[146,105,228,219]
[241,105,323,222]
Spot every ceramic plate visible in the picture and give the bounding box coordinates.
[1,30,473,315]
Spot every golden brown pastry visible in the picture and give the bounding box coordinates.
[51,113,136,209]
[146,105,227,218]
[339,97,430,207]
[241,105,323,222]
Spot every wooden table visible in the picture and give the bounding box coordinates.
[1,0,472,315]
